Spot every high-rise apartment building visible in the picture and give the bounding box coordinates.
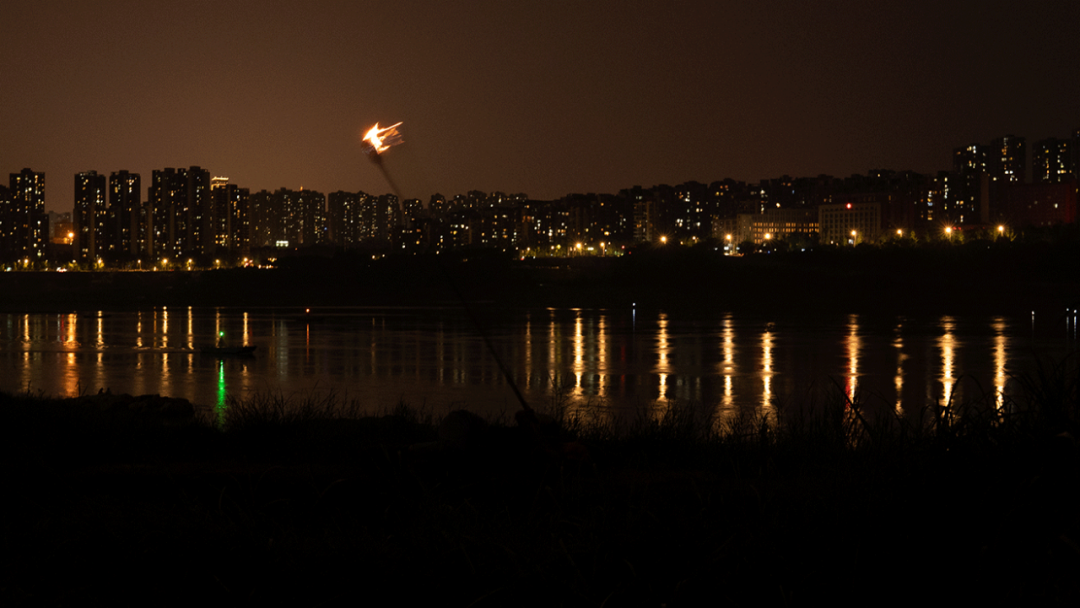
[148,166,211,258]
[952,144,986,224]
[327,191,363,246]
[4,168,48,260]
[988,135,1026,183]
[208,180,249,253]
[74,171,107,261]
[210,177,231,252]
[108,170,142,258]
[1033,138,1072,183]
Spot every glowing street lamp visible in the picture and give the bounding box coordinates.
[660,236,668,245]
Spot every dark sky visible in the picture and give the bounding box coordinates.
[2,0,1077,213]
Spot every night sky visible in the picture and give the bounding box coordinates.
[3,0,1077,213]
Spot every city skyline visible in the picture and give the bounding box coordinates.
[2,1,1077,213]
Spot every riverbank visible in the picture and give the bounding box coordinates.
[2,382,1077,604]
[1,241,1078,316]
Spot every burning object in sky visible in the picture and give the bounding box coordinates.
[362,121,404,198]
[363,121,403,159]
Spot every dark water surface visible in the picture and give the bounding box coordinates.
[2,306,1076,423]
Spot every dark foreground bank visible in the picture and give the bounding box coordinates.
[2,376,1078,605]
[2,239,1079,315]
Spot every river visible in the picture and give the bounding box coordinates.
[2,306,1077,425]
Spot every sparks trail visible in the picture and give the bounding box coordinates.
[363,122,404,199]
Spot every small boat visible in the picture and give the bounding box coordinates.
[200,344,256,356]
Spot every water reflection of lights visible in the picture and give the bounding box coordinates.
[65,313,77,347]
[597,314,607,396]
[548,311,558,382]
[893,321,905,413]
[714,314,737,431]
[216,359,227,428]
[524,316,532,388]
[64,351,78,396]
[0,309,1048,426]
[573,312,584,395]
[845,314,860,404]
[657,313,670,404]
[939,316,957,406]
[160,351,171,396]
[993,318,1007,410]
[761,327,773,412]
[161,308,168,349]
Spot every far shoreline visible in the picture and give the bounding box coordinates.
[1,243,1077,318]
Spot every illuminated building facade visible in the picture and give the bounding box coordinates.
[952,143,988,224]
[988,135,1026,184]
[362,194,398,244]
[736,208,818,245]
[107,170,141,258]
[149,166,211,258]
[74,170,106,261]
[818,202,881,245]
[209,182,250,253]
[1033,138,1072,183]
[327,190,362,246]
[4,168,48,261]
[210,177,234,252]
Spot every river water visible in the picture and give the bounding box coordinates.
[1,306,1076,424]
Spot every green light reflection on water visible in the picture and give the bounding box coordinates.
[215,359,227,428]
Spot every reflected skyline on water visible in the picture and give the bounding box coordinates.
[0,307,1070,420]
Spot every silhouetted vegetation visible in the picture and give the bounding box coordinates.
[2,352,1077,604]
